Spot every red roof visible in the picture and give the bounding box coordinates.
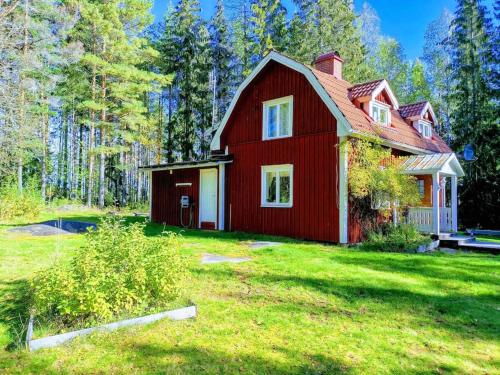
[310,68,451,153]
[399,101,428,119]
[348,79,384,100]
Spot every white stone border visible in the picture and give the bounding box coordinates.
[27,305,196,352]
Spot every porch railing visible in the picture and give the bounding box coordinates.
[407,207,452,233]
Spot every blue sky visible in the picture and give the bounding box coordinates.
[151,0,495,60]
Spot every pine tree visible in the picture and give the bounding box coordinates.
[422,9,454,139]
[448,0,499,228]
[171,0,204,160]
[290,0,371,82]
[233,1,254,77]
[157,2,179,163]
[194,24,213,159]
[209,0,237,130]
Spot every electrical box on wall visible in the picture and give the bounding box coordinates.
[180,195,190,208]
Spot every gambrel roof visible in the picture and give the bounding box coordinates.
[211,51,451,154]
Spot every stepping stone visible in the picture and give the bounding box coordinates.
[201,253,251,264]
[247,241,282,250]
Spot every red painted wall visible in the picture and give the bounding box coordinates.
[220,61,340,242]
[151,169,200,228]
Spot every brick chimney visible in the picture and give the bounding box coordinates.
[314,51,343,80]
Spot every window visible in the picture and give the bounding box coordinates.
[263,96,293,140]
[371,101,390,126]
[417,120,432,139]
[261,165,293,207]
[417,179,425,198]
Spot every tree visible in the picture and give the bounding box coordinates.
[232,1,253,77]
[447,0,499,228]
[357,2,381,56]
[209,0,237,130]
[422,8,454,139]
[171,0,205,160]
[374,37,410,102]
[290,0,372,82]
[406,59,431,103]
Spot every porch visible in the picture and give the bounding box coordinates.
[403,153,465,235]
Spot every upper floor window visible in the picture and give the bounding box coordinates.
[370,101,390,126]
[417,120,432,139]
[263,96,293,140]
[261,164,293,207]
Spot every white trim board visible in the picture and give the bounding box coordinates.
[371,79,399,110]
[141,160,232,172]
[210,51,353,151]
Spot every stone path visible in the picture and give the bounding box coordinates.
[201,253,251,264]
[247,241,282,250]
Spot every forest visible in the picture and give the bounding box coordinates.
[0,0,498,228]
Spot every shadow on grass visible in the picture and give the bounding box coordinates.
[332,251,500,286]
[0,279,31,350]
[125,343,352,374]
[193,265,499,342]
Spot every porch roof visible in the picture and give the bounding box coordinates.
[402,153,465,177]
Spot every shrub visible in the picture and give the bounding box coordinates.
[361,223,431,252]
[31,218,186,326]
[0,180,44,221]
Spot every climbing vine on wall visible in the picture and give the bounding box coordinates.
[345,138,420,236]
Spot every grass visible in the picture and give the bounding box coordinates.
[0,209,499,374]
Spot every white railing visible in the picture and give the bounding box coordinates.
[440,207,452,232]
[407,207,433,233]
[407,207,453,233]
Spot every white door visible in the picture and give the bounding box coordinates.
[199,169,218,227]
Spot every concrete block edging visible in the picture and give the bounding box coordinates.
[27,305,197,351]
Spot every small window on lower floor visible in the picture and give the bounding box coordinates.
[261,164,293,207]
[417,179,425,198]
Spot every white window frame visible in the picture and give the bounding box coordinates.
[262,96,293,140]
[369,100,391,126]
[261,164,293,208]
[418,120,432,139]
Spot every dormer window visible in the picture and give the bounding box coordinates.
[370,101,390,126]
[263,96,293,140]
[417,120,432,139]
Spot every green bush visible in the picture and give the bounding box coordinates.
[0,180,44,221]
[361,223,431,252]
[31,218,186,326]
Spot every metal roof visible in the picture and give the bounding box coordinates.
[402,153,464,176]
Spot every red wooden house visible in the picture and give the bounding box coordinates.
[142,51,464,243]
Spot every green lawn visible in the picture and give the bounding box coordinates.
[0,210,499,374]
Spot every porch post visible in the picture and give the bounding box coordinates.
[451,175,458,232]
[432,172,440,235]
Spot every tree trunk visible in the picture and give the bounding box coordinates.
[17,0,29,194]
[41,109,49,201]
[86,23,97,207]
[98,74,107,209]
[17,159,23,193]
[167,85,174,163]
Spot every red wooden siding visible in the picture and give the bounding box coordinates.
[221,61,340,242]
[151,169,200,228]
